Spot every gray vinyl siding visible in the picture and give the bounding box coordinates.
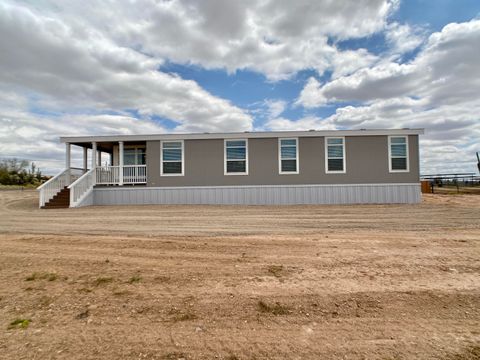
[146,135,419,187]
[93,183,420,206]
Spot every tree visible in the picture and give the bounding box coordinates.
[0,158,43,186]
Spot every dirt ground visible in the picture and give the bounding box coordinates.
[0,190,479,360]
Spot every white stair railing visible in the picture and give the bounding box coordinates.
[38,165,147,208]
[68,168,96,208]
[37,168,84,208]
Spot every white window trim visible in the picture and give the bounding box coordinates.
[325,136,346,174]
[121,145,146,166]
[224,139,248,176]
[160,140,184,176]
[388,135,409,173]
[278,138,299,174]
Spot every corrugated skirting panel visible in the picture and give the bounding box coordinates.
[92,183,421,206]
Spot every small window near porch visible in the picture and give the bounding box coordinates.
[124,147,146,165]
[161,141,184,176]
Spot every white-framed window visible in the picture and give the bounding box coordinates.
[224,139,248,175]
[161,140,184,176]
[388,136,409,172]
[278,138,299,174]
[325,137,346,173]
[123,146,146,165]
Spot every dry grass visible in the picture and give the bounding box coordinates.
[257,300,291,315]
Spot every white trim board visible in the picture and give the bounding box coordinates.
[325,136,346,174]
[160,140,185,177]
[224,138,249,176]
[388,135,410,173]
[60,129,424,144]
[278,138,299,175]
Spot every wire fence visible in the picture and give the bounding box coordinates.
[420,173,480,194]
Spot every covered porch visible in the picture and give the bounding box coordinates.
[38,140,147,208]
[65,140,147,185]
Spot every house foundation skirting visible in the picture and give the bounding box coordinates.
[82,183,421,207]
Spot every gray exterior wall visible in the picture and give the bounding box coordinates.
[146,135,419,187]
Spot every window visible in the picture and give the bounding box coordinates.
[225,139,248,175]
[389,136,409,172]
[161,141,184,176]
[279,138,298,174]
[123,147,145,165]
[325,137,345,173]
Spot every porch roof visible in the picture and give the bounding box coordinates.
[60,128,424,144]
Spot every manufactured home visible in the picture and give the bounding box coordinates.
[38,129,424,208]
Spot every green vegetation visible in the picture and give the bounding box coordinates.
[8,318,31,329]
[0,158,48,187]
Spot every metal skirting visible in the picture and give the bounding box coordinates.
[91,183,421,206]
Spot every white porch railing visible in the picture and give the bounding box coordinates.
[96,166,120,184]
[96,165,147,185]
[37,168,84,208]
[68,167,96,207]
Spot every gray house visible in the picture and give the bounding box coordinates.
[38,129,424,208]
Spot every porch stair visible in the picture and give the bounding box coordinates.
[42,187,70,209]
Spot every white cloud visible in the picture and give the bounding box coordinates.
[297,63,419,107]
[296,19,480,107]
[266,116,336,131]
[263,99,288,119]
[296,78,327,108]
[385,22,426,55]
[331,49,379,79]
[22,0,395,81]
[0,2,253,133]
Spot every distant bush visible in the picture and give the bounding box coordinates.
[0,158,48,186]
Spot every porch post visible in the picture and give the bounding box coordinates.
[83,147,88,172]
[65,142,71,183]
[91,142,97,169]
[119,141,124,186]
[65,142,71,169]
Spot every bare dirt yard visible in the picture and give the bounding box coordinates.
[0,190,479,360]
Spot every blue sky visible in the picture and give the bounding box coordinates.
[0,0,479,174]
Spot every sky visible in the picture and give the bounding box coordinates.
[0,0,479,175]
